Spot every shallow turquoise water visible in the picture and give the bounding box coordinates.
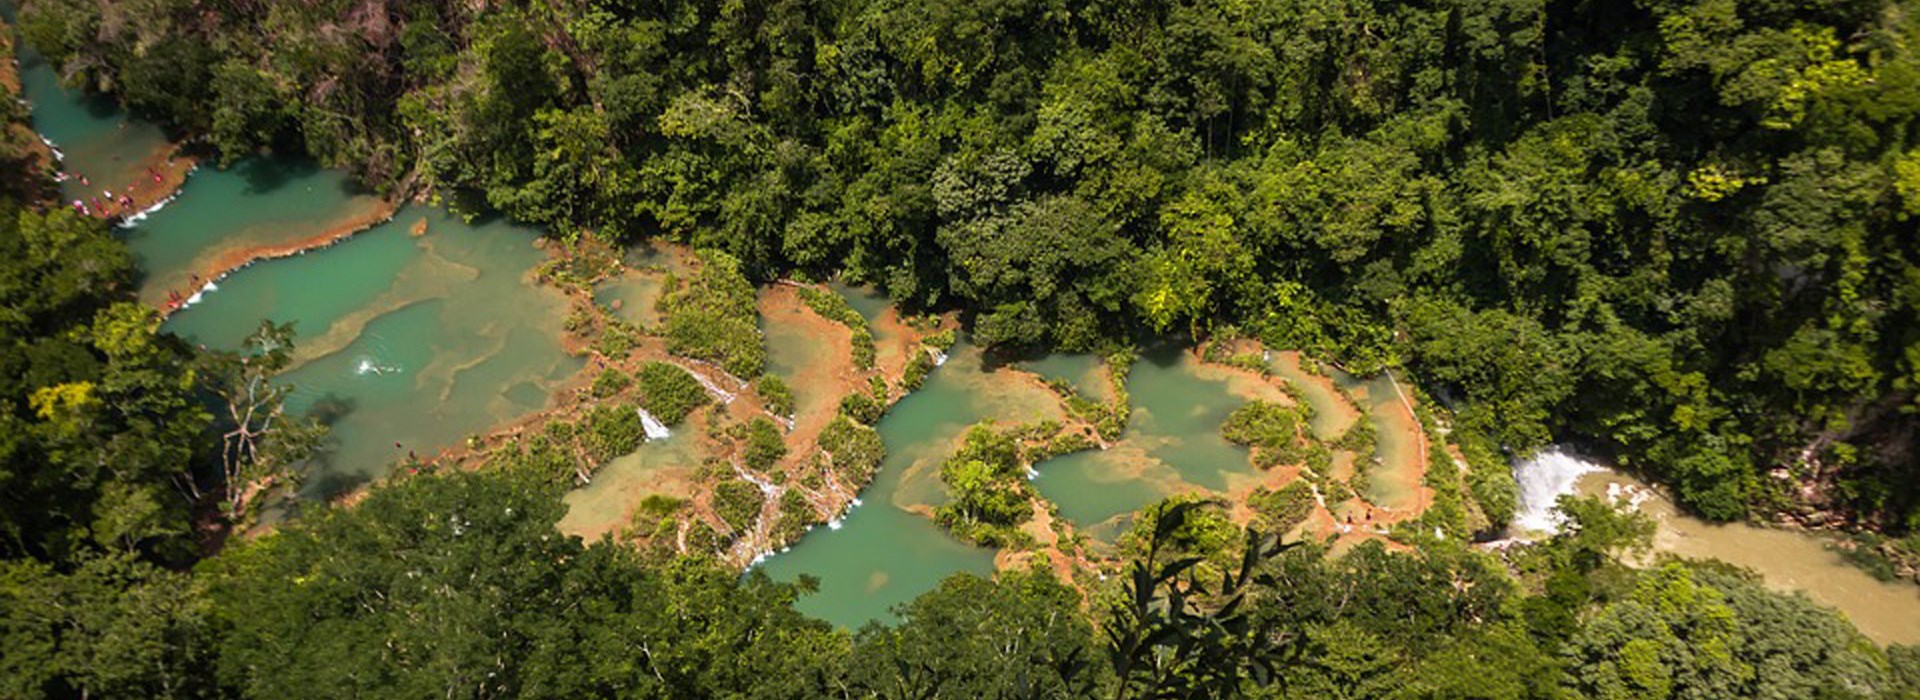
[122,157,385,305]
[828,281,892,323]
[1018,352,1109,400]
[16,47,173,204]
[759,340,1050,628]
[1029,449,1168,531]
[163,207,580,495]
[161,217,418,351]
[1031,347,1257,536]
[1128,348,1257,492]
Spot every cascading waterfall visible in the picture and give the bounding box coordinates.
[680,363,737,403]
[733,460,780,496]
[827,497,862,530]
[183,281,217,307]
[1510,448,1605,535]
[734,460,786,567]
[635,408,671,441]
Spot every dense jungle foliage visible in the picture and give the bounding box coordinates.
[6,0,1920,697]
[5,198,1897,698]
[6,467,1920,699]
[21,0,1920,528]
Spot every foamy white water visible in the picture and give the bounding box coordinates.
[353,357,398,376]
[116,184,188,229]
[679,363,737,403]
[733,460,780,496]
[635,408,671,441]
[182,281,217,307]
[826,497,864,530]
[1511,448,1605,534]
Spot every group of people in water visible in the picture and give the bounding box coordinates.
[163,272,204,311]
[56,157,199,311]
[60,165,166,217]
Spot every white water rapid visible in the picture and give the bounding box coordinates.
[1510,448,1605,535]
[635,408,671,441]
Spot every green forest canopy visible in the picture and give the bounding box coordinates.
[6,468,1918,699]
[7,0,1920,696]
[21,0,1920,525]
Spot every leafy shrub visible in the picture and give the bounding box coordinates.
[1457,429,1517,527]
[818,416,885,484]
[923,328,956,351]
[620,495,687,558]
[1222,401,1302,450]
[1325,478,1356,505]
[901,349,936,391]
[756,374,794,417]
[1119,496,1239,572]
[594,320,639,358]
[743,417,787,471]
[1303,443,1332,476]
[1222,400,1310,468]
[484,435,579,486]
[1337,415,1378,460]
[1350,464,1374,501]
[935,424,1033,545]
[1043,430,1095,459]
[1417,408,1473,536]
[771,490,818,545]
[684,518,723,553]
[660,251,764,378]
[637,361,709,424]
[590,368,631,398]
[582,403,644,462]
[1249,481,1317,534]
[1225,352,1269,375]
[711,478,762,534]
[851,327,876,370]
[798,286,867,328]
[1203,341,1269,375]
[838,392,883,425]
[563,307,592,334]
